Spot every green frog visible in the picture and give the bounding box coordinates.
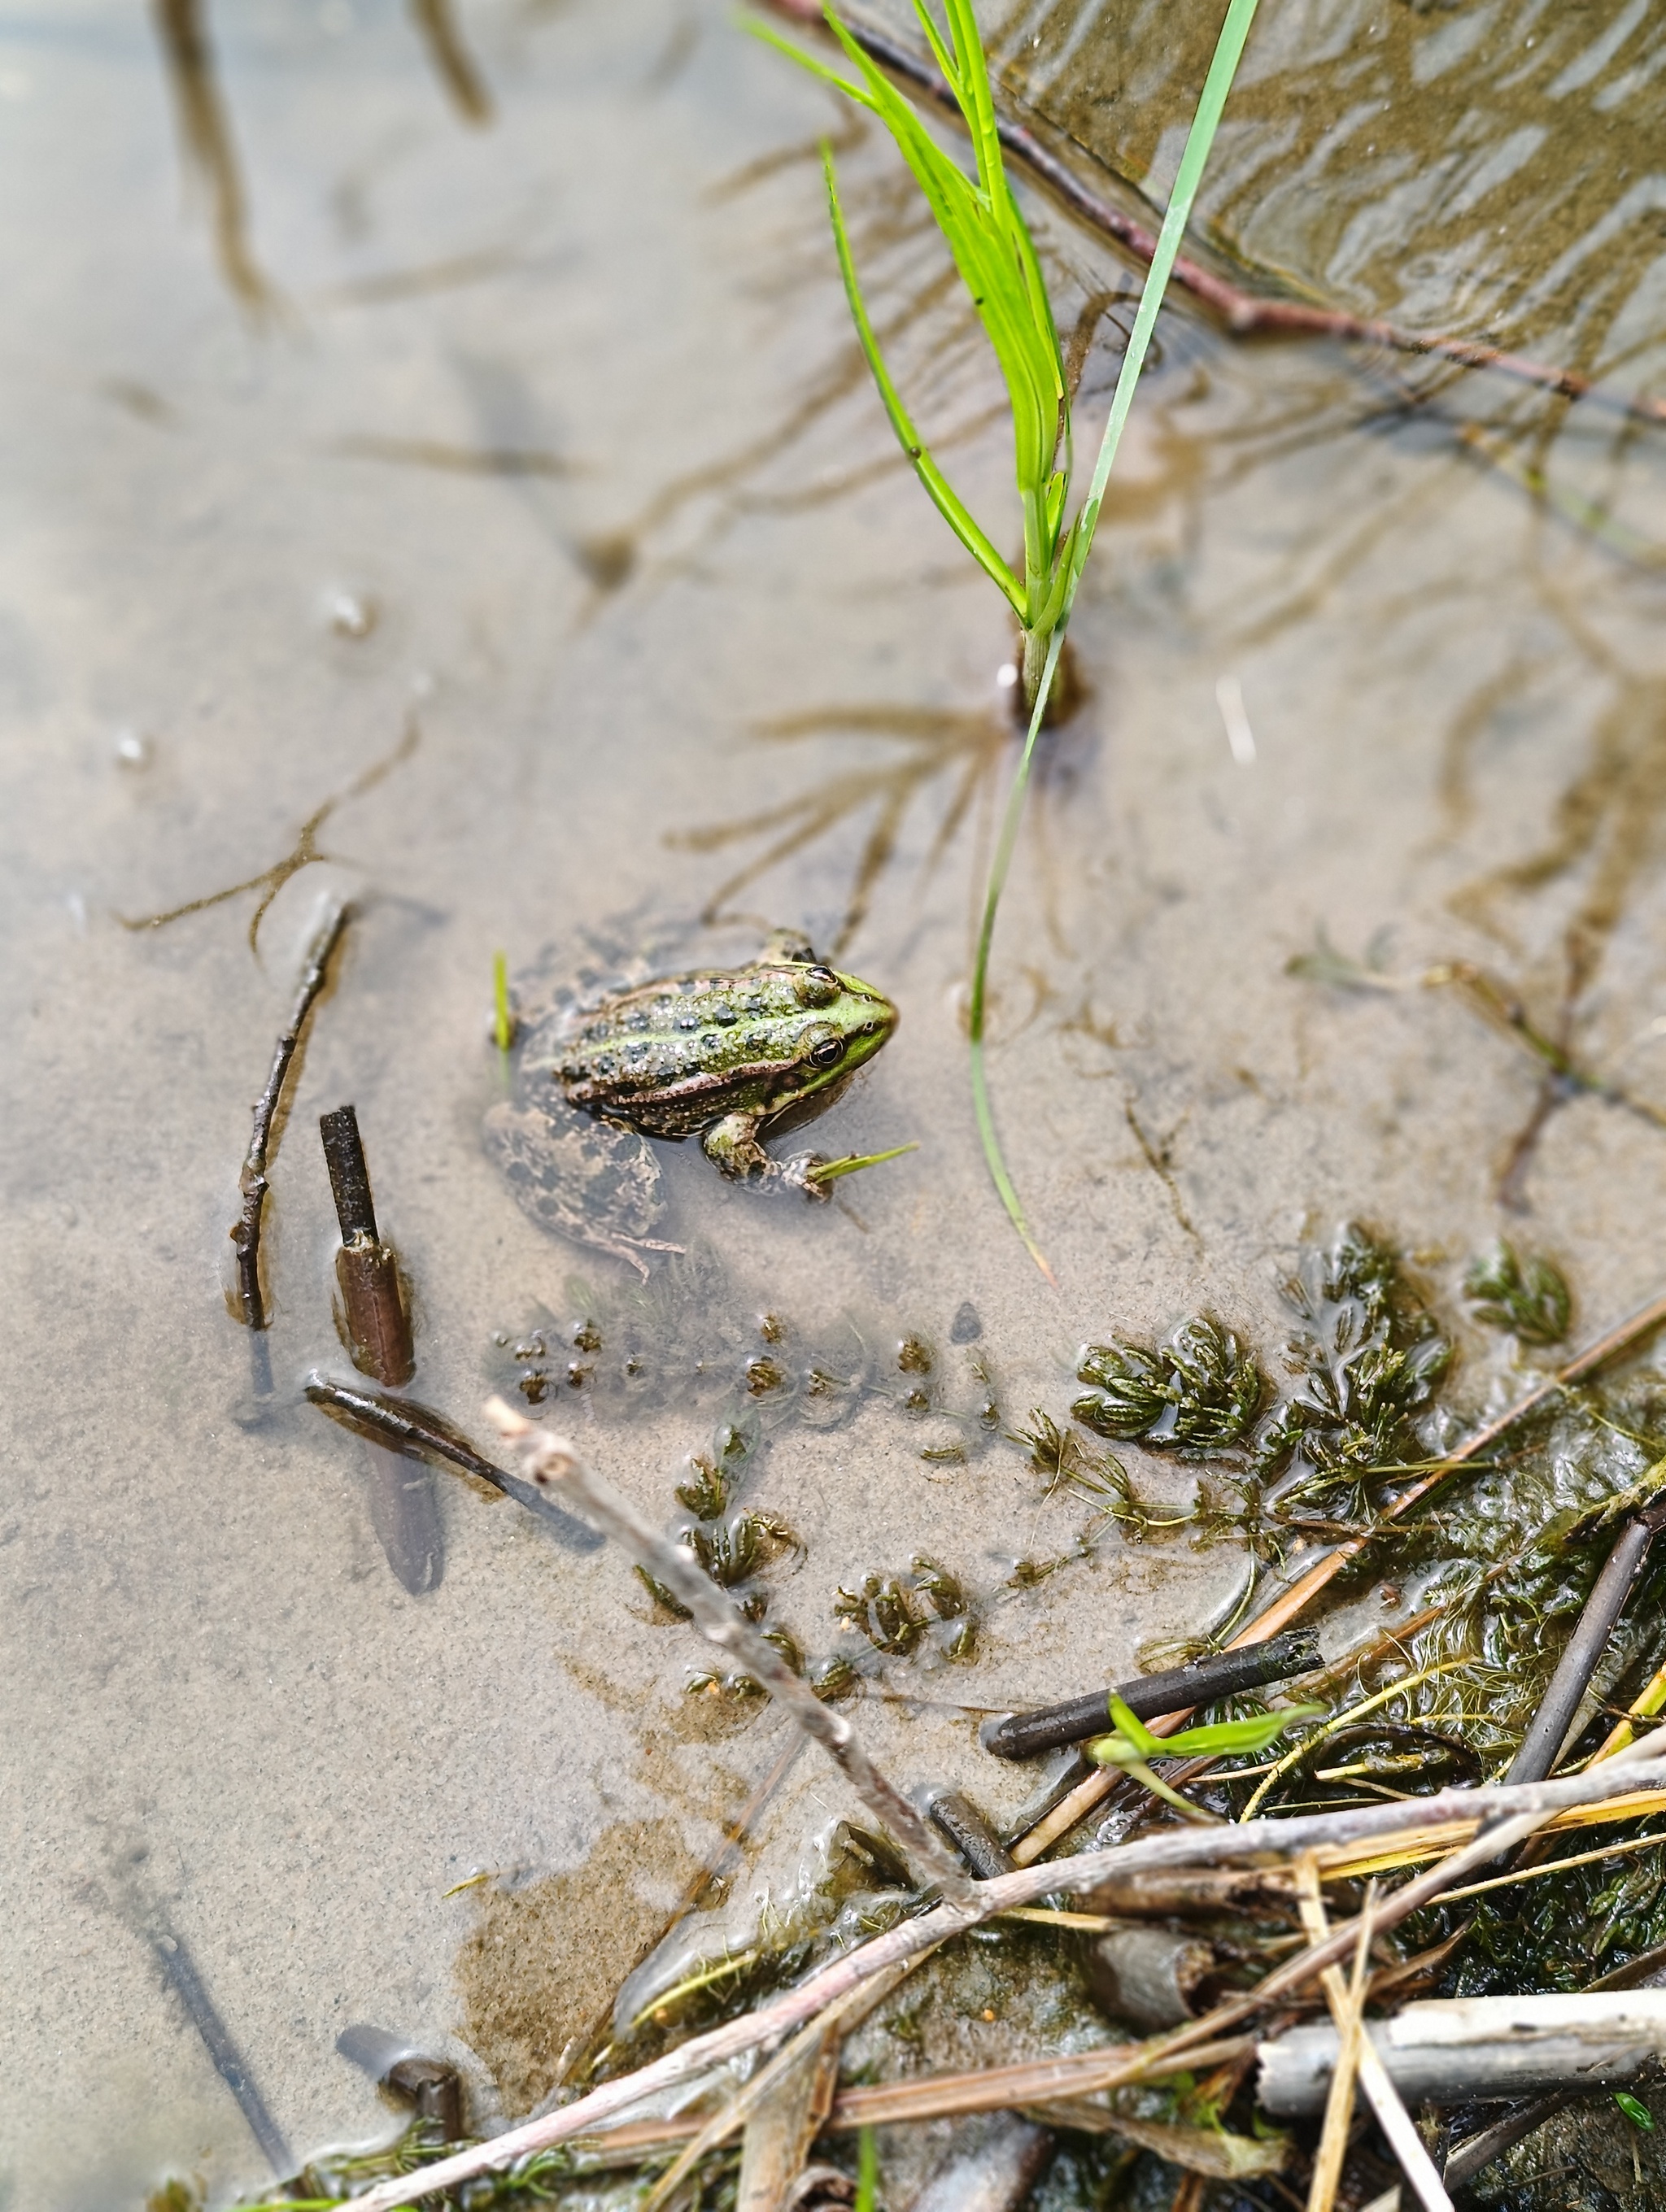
[485,930,899,1272]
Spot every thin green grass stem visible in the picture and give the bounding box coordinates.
[969,0,1262,1271]
[855,2125,880,2212]
[969,626,1063,1281]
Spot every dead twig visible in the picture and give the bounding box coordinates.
[760,1,1666,431]
[485,1405,978,1906]
[560,2037,1254,2163]
[229,903,350,1336]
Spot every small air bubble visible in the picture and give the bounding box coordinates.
[114,728,150,769]
[324,590,376,638]
[996,661,1019,690]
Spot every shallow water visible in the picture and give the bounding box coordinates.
[2,0,1666,2204]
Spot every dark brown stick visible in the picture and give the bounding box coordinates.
[763,1,1666,431]
[1505,1504,1666,1783]
[303,1373,602,1555]
[229,903,350,1333]
[320,1104,416,1387]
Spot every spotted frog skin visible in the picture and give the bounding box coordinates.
[485,930,898,1272]
[559,932,896,1182]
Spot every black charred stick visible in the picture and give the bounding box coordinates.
[321,1104,415,1387]
[230,902,350,1335]
[147,1918,292,2173]
[927,1788,1016,1879]
[981,1631,1322,1761]
[1504,1508,1666,1784]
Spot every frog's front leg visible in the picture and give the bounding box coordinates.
[702,1113,831,1202]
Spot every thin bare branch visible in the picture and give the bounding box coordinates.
[484,1405,977,1906]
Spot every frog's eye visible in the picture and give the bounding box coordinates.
[807,1031,846,1070]
[793,965,840,1009]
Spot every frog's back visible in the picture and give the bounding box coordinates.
[557,964,831,1138]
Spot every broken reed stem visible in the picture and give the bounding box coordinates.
[1297,1862,1451,2212]
[484,1404,978,1907]
[230,901,351,1331]
[640,1960,918,2212]
[762,0,1666,432]
[1302,1867,1366,2212]
[339,1752,1666,2212]
[1012,1282,1666,1860]
[556,2036,1254,2164]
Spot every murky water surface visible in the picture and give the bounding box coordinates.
[2,0,1665,2201]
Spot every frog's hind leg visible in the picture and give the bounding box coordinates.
[483,1102,681,1276]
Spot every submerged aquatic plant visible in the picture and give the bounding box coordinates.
[1465,1238,1572,1346]
[1074,1317,1264,1456]
[758,0,1263,1267]
[834,1554,976,1661]
[1253,1223,1451,1521]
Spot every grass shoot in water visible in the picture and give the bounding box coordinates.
[758,0,1263,1270]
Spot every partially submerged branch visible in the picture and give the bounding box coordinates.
[229,903,351,1336]
[763,0,1666,431]
[483,1404,978,1907]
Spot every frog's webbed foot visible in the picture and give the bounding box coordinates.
[781,1152,832,1204]
[702,1114,831,1203]
[484,1102,680,1277]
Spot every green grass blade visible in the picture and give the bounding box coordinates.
[764,7,1065,601]
[822,149,1025,612]
[822,21,1058,501]
[746,16,879,110]
[1062,0,1262,618]
[969,0,1261,1271]
[968,623,1064,1280]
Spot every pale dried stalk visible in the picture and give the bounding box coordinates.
[640,1960,916,2212]
[486,1406,976,1903]
[576,2034,1255,2159]
[342,1752,1666,2212]
[1297,1861,1451,2212]
[1302,1853,1365,2212]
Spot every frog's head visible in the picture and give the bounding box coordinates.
[767,957,897,1114]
